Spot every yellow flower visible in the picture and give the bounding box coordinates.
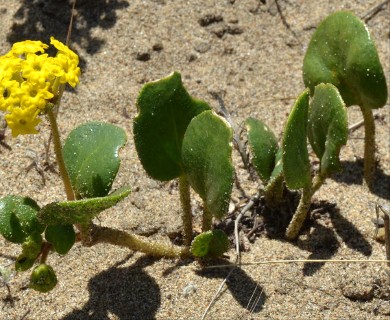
[21,53,56,86]
[0,79,21,112]
[0,54,22,81]
[50,37,79,64]
[53,53,80,88]
[0,36,81,137]
[5,106,41,137]
[20,81,54,110]
[11,40,48,56]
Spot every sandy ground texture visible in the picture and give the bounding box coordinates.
[0,0,389,319]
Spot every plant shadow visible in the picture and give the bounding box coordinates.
[332,160,390,200]
[262,200,372,276]
[296,201,372,276]
[196,260,266,313]
[7,0,129,68]
[62,254,161,320]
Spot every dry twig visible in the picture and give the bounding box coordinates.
[361,0,389,22]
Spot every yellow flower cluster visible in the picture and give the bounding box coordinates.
[0,37,80,137]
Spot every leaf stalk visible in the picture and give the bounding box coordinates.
[91,224,189,258]
[179,175,193,246]
[360,106,376,188]
[285,174,325,240]
[46,109,75,201]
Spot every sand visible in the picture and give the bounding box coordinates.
[0,0,389,319]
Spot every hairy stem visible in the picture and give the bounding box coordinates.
[382,211,390,269]
[46,109,75,201]
[179,175,193,246]
[360,106,376,188]
[91,224,189,258]
[39,242,52,264]
[285,174,325,240]
[264,174,284,207]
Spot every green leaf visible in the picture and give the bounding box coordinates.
[16,233,43,272]
[264,147,284,206]
[190,230,229,258]
[245,117,278,182]
[308,83,348,175]
[182,111,234,219]
[38,186,131,225]
[45,225,76,255]
[21,233,42,259]
[134,72,211,181]
[303,11,387,109]
[283,89,311,190]
[63,122,127,198]
[208,229,230,257]
[15,255,35,272]
[0,196,43,244]
[30,264,57,293]
[270,147,283,181]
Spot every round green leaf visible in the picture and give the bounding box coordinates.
[30,264,57,293]
[246,117,278,183]
[190,230,229,258]
[303,11,387,109]
[15,232,42,272]
[21,232,42,259]
[308,83,348,175]
[45,224,76,255]
[15,255,35,272]
[282,89,311,190]
[191,231,212,258]
[38,185,131,225]
[182,111,234,219]
[0,196,43,244]
[63,122,127,198]
[134,72,211,181]
[208,229,229,257]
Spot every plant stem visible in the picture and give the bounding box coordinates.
[179,175,193,246]
[202,205,213,232]
[285,174,325,240]
[383,211,390,269]
[285,185,313,240]
[312,173,325,194]
[264,174,284,207]
[46,109,75,201]
[39,242,52,264]
[90,224,189,258]
[360,106,376,188]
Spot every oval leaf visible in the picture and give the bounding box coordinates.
[270,147,283,181]
[63,122,127,198]
[45,225,76,255]
[182,111,233,219]
[0,196,43,244]
[303,11,387,109]
[190,230,229,258]
[134,72,211,181]
[308,83,348,175]
[38,186,131,225]
[282,89,311,190]
[245,117,278,182]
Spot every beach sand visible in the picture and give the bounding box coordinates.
[1,1,389,319]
